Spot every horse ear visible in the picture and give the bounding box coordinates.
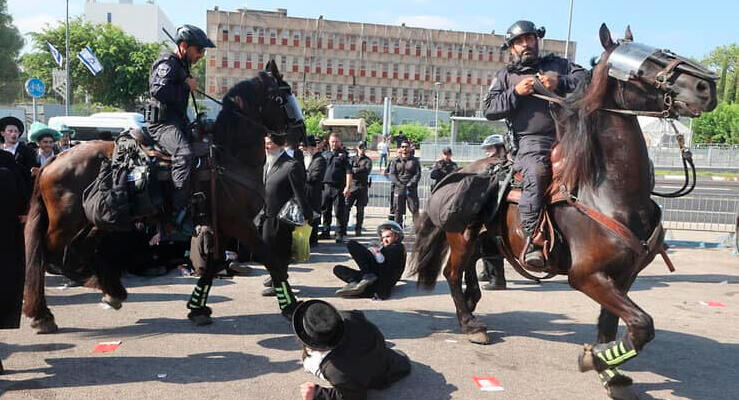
[266,59,282,80]
[624,25,634,42]
[599,23,615,50]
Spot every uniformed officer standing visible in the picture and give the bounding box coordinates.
[429,146,458,191]
[319,133,352,243]
[388,140,421,227]
[147,25,215,223]
[484,20,587,267]
[345,140,372,236]
[301,136,326,246]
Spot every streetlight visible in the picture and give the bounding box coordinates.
[434,81,441,145]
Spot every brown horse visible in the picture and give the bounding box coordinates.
[411,24,717,396]
[23,61,300,333]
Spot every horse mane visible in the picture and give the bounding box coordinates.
[555,53,613,190]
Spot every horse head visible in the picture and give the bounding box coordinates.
[597,23,717,117]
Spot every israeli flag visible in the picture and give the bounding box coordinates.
[77,46,104,76]
[46,41,63,67]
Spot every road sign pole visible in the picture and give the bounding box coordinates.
[32,98,37,122]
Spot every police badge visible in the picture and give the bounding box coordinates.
[157,63,171,78]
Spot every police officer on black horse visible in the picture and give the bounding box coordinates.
[147,24,215,225]
[484,20,587,267]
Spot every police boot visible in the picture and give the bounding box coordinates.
[524,239,545,268]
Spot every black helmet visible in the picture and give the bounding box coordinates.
[502,20,545,49]
[176,24,215,48]
[481,134,505,149]
[356,140,367,150]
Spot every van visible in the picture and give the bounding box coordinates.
[48,113,147,142]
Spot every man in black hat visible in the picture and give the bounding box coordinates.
[301,135,326,247]
[484,20,587,267]
[388,140,421,227]
[345,140,372,236]
[1,116,37,197]
[257,132,312,310]
[294,300,411,400]
[147,24,215,226]
[320,133,352,243]
[429,146,458,191]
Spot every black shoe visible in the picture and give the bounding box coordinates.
[262,276,273,287]
[335,281,360,297]
[318,231,331,240]
[261,287,276,296]
[524,246,545,268]
[336,273,377,296]
[482,281,507,291]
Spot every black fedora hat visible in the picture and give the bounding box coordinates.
[0,116,24,134]
[292,300,345,351]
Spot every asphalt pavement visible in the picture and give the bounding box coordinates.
[1,219,737,400]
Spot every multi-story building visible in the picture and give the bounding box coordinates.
[84,0,175,44]
[206,8,575,114]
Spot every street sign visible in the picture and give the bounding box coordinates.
[52,68,67,99]
[25,78,46,98]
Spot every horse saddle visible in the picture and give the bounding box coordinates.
[129,128,211,183]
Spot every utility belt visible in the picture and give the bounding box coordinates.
[143,100,169,124]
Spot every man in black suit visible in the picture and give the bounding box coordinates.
[301,136,326,247]
[1,116,38,198]
[260,132,312,313]
[294,300,411,400]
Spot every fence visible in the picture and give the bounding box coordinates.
[363,170,739,233]
[418,142,739,170]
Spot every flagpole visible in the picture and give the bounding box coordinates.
[65,0,70,116]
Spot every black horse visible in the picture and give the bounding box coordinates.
[24,61,301,332]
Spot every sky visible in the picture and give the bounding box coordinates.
[7,0,739,66]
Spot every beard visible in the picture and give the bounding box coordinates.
[265,147,281,166]
[513,46,539,66]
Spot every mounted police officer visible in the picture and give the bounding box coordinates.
[345,140,372,236]
[147,24,215,225]
[484,20,587,267]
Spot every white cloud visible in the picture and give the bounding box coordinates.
[394,15,457,30]
[14,14,64,35]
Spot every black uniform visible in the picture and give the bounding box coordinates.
[384,158,398,220]
[388,156,421,226]
[305,151,327,244]
[321,148,352,237]
[345,154,372,233]
[429,159,458,191]
[484,54,587,235]
[148,51,194,209]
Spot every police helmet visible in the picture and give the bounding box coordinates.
[481,134,505,149]
[356,140,367,150]
[176,25,216,48]
[501,20,545,50]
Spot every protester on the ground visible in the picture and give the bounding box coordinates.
[334,221,406,299]
[484,20,587,267]
[29,122,62,174]
[345,141,372,236]
[320,133,352,243]
[1,116,37,196]
[295,299,411,400]
[0,149,30,373]
[429,146,458,191]
[301,136,327,247]
[258,132,311,309]
[147,24,215,226]
[377,136,389,169]
[388,141,421,227]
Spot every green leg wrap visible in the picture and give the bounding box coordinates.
[274,281,297,311]
[598,368,633,387]
[592,336,638,370]
[187,283,212,310]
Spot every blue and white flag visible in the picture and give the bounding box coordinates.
[77,46,104,76]
[46,41,63,67]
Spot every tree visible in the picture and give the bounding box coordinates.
[692,101,739,144]
[390,123,431,145]
[356,109,381,125]
[0,0,24,103]
[20,18,163,110]
[702,44,738,103]
[298,96,330,117]
[304,112,325,136]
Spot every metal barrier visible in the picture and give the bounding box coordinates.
[363,170,739,233]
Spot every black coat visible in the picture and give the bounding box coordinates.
[349,154,372,190]
[306,152,327,213]
[149,51,191,126]
[264,151,311,219]
[388,157,421,188]
[11,142,38,198]
[313,310,411,400]
[0,151,29,329]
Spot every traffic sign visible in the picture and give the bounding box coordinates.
[25,78,46,98]
[52,69,67,99]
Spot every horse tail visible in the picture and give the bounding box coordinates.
[23,180,49,318]
[410,213,448,290]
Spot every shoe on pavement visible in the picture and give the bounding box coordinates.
[335,281,360,297]
[261,287,276,297]
[482,281,507,291]
[318,231,331,240]
[263,276,273,288]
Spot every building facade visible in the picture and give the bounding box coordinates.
[206,8,575,115]
[84,0,175,44]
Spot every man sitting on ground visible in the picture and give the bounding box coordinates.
[333,221,406,300]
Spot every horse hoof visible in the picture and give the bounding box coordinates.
[101,295,123,310]
[188,308,213,326]
[606,383,641,400]
[31,317,58,334]
[467,331,491,345]
[578,344,596,372]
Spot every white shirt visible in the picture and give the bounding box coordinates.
[2,142,19,155]
[38,150,55,166]
[303,348,331,381]
[378,141,389,155]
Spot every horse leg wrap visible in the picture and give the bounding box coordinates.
[598,368,633,387]
[274,281,297,311]
[589,336,638,371]
[187,281,212,311]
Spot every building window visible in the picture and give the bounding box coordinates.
[383,40,389,53]
[360,63,366,77]
[393,40,400,54]
[246,53,252,69]
[317,36,323,49]
[447,44,453,59]
[209,55,215,68]
[436,45,442,58]
[348,60,355,76]
[415,43,422,57]
[257,54,264,70]
[362,40,367,52]
[468,48,473,60]
[337,85,343,100]
[350,37,356,51]
[106,12,111,23]
[229,52,238,68]
[281,29,289,45]
[326,59,333,75]
[246,28,253,43]
[338,36,345,50]
[371,40,378,53]
[234,25,241,42]
[293,30,301,47]
[304,57,311,73]
[221,55,228,68]
[327,35,334,49]
[382,63,389,78]
[270,30,277,45]
[337,60,344,75]
[305,35,311,48]
[222,26,229,42]
[258,28,265,44]
[392,63,399,79]
[280,55,287,72]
